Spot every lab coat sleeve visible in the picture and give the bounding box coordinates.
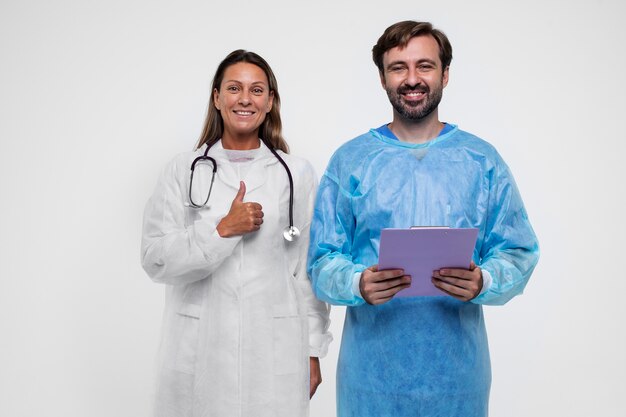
[141,157,242,285]
[472,156,540,306]
[295,165,333,357]
[307,166,368,307]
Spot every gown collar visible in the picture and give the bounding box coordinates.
[369,123,458,149]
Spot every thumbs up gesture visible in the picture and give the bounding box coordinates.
[216,181,264,237]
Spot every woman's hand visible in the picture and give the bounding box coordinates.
[310,356,322,398]
[216,181,264,237]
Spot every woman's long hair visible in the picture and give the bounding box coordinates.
[196,50,289,153]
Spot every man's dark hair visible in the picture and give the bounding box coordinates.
[372,21,453,74]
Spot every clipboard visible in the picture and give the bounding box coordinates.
[378,227,479,297]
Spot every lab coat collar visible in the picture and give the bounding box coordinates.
[200,139,280,192]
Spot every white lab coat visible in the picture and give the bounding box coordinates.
[141,140,332,417]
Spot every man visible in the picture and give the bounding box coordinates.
[307,21,539,417]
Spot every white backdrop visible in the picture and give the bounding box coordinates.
[1,0,625,416]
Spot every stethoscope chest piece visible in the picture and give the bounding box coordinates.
[283,226,300,242]
[192,139,299,242]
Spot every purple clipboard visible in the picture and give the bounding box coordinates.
[378,228,478,297]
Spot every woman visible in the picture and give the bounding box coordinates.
[141,50,332,417]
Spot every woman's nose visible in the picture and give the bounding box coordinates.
[238,91,251,105]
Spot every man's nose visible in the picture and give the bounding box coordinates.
[405,68,421,87]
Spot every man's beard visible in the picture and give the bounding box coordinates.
[386,83,443,121]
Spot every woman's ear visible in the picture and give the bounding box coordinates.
[267,90,274,113]
[213,88,221,110]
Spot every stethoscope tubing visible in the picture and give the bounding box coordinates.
[188,139,297,240]
[263,140,294,233]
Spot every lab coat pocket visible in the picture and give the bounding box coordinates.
[173,303,201,375]
[272,304,302,376]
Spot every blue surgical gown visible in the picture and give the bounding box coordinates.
[307,125,539,417]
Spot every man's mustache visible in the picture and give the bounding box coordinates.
[398,85,429,94]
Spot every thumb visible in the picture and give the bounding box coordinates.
[233,181,246,203]
[469,261,476,270]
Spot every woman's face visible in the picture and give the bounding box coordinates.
[213,62,274,140]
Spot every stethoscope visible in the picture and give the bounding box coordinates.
[186,139,300,242]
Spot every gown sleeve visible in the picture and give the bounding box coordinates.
[472,155,540,305]
[141,156,242,285]
[307,157,368,307]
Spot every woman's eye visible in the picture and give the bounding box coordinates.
[227,85,239,92]
[252,88,264,94]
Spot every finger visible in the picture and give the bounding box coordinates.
[432,277,473,300]
[371,275,411,291]
[368,268,405,283]
[469,261,477,270]
[233,181,246,203]
[362,276,408,302]
[247,202,263,211]
[373,296,394,304]
[434,273,481,297]
[432,278,466,297]
[432,275,468,289]
[435,268,474,280]
[432,269,480,287]
[432,283,468,301]
[371,283,411,304]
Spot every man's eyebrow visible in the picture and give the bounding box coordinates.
[385,60,407,69]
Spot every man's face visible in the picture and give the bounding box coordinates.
[380,35,449,122]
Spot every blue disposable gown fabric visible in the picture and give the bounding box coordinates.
[307,125,539,417]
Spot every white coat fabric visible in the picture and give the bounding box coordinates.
[141,140,332,417]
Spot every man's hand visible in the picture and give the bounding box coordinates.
[310,357,322,398]
[432,261,483,301]
[216,181,264,237]
[359,265,411,305]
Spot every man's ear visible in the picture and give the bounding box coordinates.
[442,66,449,88]
[379,71,386,89]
